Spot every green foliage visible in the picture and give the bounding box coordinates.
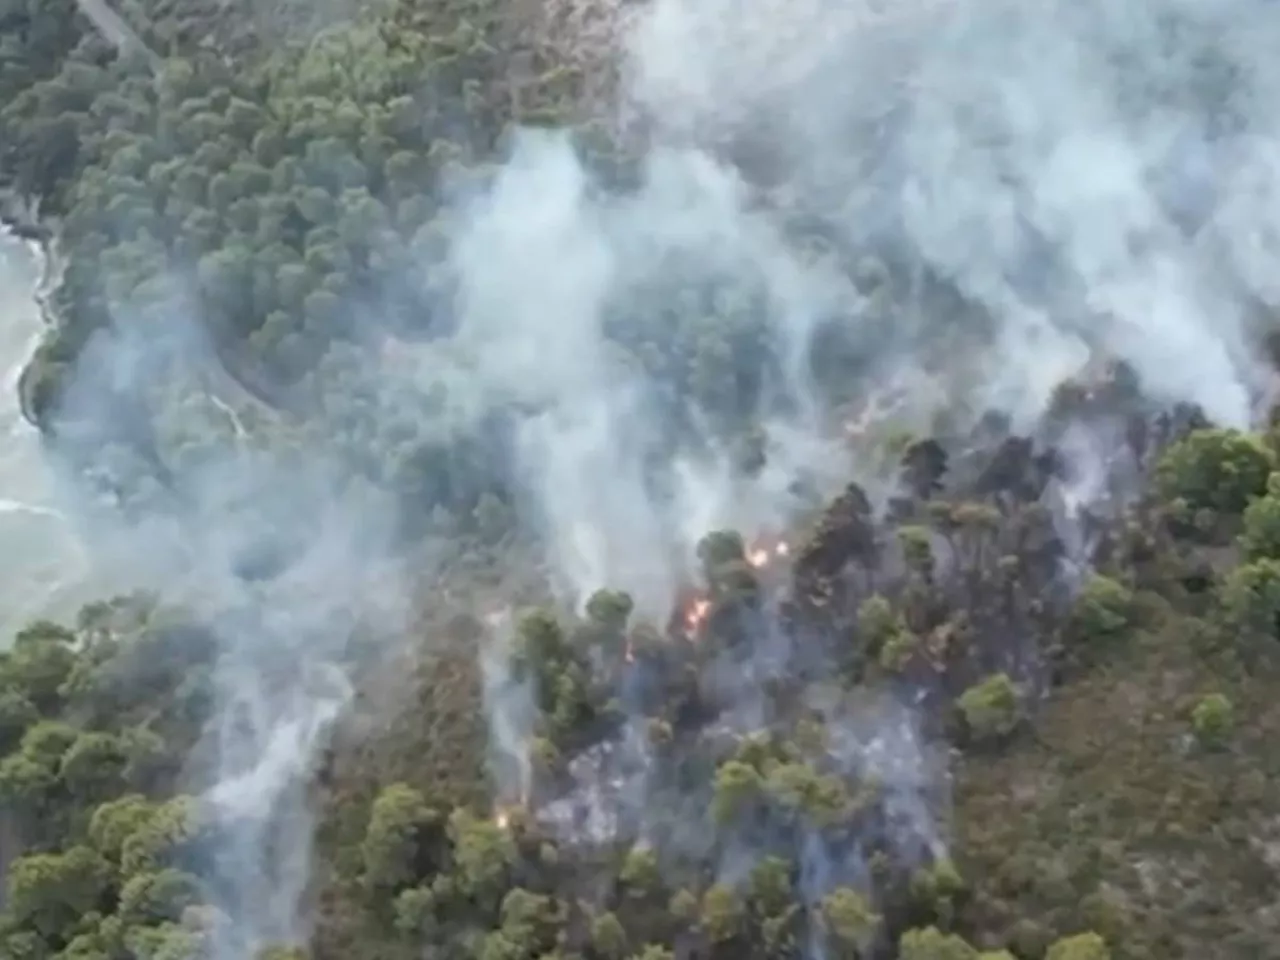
[1067,575,1135,649]
[898,526,936,580]
[1155,428,1273,516]
[0,451,1264,960]
[585,590,635,636]
[257,946,309,960]
[6,845,110,940]
[619,845,660,895]
[898,926,979,960]
[669,889,699,925]
[1044,932,1110,960]
[361,782,438,892]
[700,884,744,944]
[858,595,900,655]
[448,808,515,903]
[0,5,1273,959]
[957,673,1022,745]
[592,911,628,959]
[910,859,965,923]
[1218,558,1280,639]
[1190,693,1234,748]
[629,947,674,960]
[712,759,764,825]
[5,622,77,714]
[879,628,921,673]
[392,885,436,938]
[820,887,881,955]
[1239,473,1280,559]
[763,761,850,825]
[117,868,202,926]
[858,594,920,673]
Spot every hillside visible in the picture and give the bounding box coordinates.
[1,0,1279,959]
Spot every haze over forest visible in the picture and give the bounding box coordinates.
[1,0,1280,959]
[0,240,92,640]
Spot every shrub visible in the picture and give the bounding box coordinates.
[1191,693,1234,748]
[958,674,1021,744]
[1155,429,1272,516]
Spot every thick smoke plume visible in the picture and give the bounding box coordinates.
[0,238,98,639]
[479,609,537,811]
[434,0,1280,934]
[28,0,1280,952]
[46,293,411,957]
[622,0,1280,429]
[386,0,1280,618]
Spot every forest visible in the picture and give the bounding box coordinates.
[1,0,1279,958]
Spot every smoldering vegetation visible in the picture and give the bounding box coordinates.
[6,0,1280,954]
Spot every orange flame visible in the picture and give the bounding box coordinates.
[745,536,792,569]
[684,596,711,636]
[494,792,529,829]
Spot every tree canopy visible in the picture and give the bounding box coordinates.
[0,2,1278,960]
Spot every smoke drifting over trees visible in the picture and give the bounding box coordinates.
[1,0,1280,958]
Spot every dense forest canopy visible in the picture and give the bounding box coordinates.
[2,0,1280,958]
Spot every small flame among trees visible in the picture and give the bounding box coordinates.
[747,537,791,568]
[684,595,711,635]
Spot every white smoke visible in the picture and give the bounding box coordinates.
[22,0,1280,951]
[479,609,537,808]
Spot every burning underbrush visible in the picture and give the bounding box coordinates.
[465,360,1215,948]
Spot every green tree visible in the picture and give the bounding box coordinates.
[116,868,203,926]
[1155,428,1273,515]
[858,595,909,663]
[495,887,562,955]
[0,720,77,823]
[59,731,128,802]
[910,859,965,925]
[591,911,628,959]
[821,887,881,958]
[762,761,849,825]
[697,530,747,570]
[1191,693,1234,748]
[747,856,793,919]
[448,808,515,905]
[1240,474,1280,559]
[898,526,936,581]
[5,845,111,941]
[362,783,439,892]
[583,589,634,648]
[1218,558,1280,639]
[1067,575,1135,650]
[119,795,205,876]
[5,620,78,713]
[669,889,699,926]
[711,760,764,825]
[0,687,38,755]
[958,674,1021,744]
[392,886,437,938]
[700,884,743,944]
[123,922,207,960]
[619,845,660,897]
[87,794,155,862]
[898,926,979,960]
[256,946,309,960]
[1045,932,1110,960]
